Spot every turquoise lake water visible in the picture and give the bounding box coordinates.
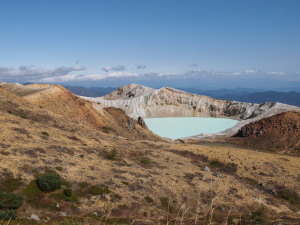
[144,117,238,140]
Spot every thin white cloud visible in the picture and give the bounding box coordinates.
[102,66,125,72]
[108,72,138,77]
[267,71,285,75]
[245,70,257,73]
[0,65,86,81]
[40,73,106,82]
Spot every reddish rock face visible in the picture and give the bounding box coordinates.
[233,111,300,155]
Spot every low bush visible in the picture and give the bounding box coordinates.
[104,149,119,161]
[41,131,49,136]
[160,197,173,211]
[55,166,63,171]
[79,182,89,189]
[36,174,62,192]
[144,196,154,204]
[0,192,23,210]
[88,185,111,195]
[249,207,268,225]
[140,158,151,164]
[0,209,17,220]
[64,188,73,197]
[277,187,299,205]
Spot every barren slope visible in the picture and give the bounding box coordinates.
[1,83,160,141]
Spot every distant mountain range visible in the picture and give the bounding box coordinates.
[179,88,300,107]
[63,85,300,107]
[218,91,300,107]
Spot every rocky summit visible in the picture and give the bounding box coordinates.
[0,82,299,224]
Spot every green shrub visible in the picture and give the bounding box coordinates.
[41,131,49,136]
[64,188,73,197]
[88,185,111,195]
[36,174,62,192]
[144,196,154,204]
[79,182,89,189]
[0,192,23,210]
[250,207,268,225]
[227,216,235,225]
[140,159,150,164]
[104,149,119,160]
[0,209,17,220]
[55,166,63,171]
[113,193,122,200]
[62,180,72,188]
[278,188,299,204]
[160,197,172,211]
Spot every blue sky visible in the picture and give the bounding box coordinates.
[0,0,299,89]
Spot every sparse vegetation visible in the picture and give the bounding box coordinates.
[184,173,195,180]
[0,192,23,210]
[36,174,62,192]
[88,185,111,196]
[160,197,172,211]
[140,158,150,164]
[112,193,122,200]
[209,160,238,174]
[41,131,49,136]
[23,180,43,207]
[102,126,110,134]
[0,83,299,223]
[0,192,23,220]
[0,209,17,220]
[64,188,73,197]
[277,186,300,205]
[55,166,63,171]
[104,149,119,161]
[144,196,154,204]
[79,182,89,189]
[0,177,23,192]
[249,207,268,225]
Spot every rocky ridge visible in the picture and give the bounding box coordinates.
[83,84,299,139]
